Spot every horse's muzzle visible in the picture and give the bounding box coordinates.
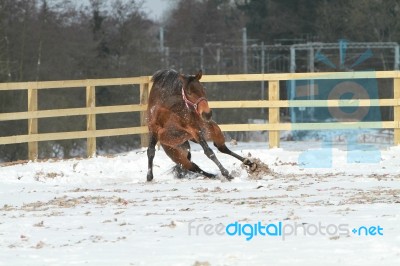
[202,110,213,121]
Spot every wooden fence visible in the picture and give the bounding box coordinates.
[1,71,400,161]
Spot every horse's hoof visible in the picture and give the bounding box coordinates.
[220,169,234,181]
[244,158,257,172]
[147,174,153,182]
[199,170,216,179]
[225,175,234,181]
[221,169,230,177]
[243,158,257,168]
[208,174,218,179]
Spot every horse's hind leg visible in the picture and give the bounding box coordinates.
[180,140,191,161]
[216,143,257,171]
[208,122,257,171]
[162,144,215,178]
[146,133,158,182]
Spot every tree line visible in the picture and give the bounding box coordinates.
[2,0,400,82]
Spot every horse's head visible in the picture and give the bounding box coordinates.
[179,70,212,121]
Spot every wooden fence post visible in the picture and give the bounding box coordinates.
[140,78,150,147]
[28,85,38,160]
[268,80,280,148]
[86,85,96,157]
[394,78,400,145]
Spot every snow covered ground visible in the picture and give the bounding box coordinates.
[0,141,399,266]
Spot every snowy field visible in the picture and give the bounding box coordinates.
[0,141,400,266]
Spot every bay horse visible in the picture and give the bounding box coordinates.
[146,69,256,181]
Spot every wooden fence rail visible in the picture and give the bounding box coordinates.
[1,71,400,161]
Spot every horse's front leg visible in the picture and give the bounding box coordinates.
[197,131,233,180]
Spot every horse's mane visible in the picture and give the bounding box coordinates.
[151,69,182,95]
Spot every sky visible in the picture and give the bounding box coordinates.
[141,0,171,20]
[64,0,172,21]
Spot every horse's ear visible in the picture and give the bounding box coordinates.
[195,70,202,81]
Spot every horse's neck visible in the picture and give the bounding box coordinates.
[159,93,181,104]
